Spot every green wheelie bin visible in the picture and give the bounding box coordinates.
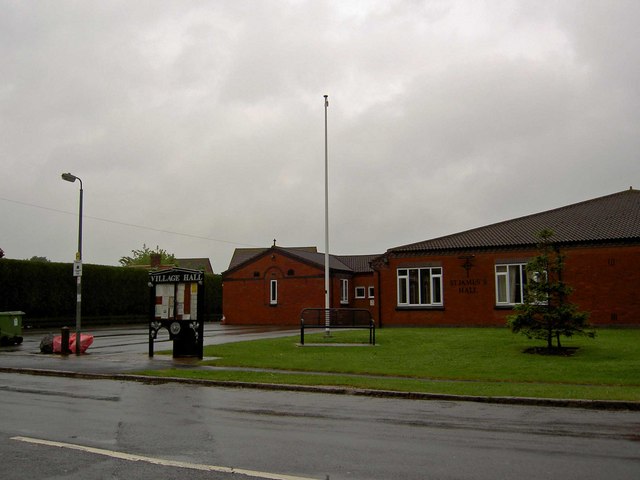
[0,311,24,346]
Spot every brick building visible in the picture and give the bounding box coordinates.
[222,189,640,327]
[222,246,378,325]
[373,188,640,327]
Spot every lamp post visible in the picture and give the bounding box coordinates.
[61,172,83,355]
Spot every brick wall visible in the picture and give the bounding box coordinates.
[375,244,640,327]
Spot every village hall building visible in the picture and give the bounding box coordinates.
[222,246,378,325]
[221,189,640,327]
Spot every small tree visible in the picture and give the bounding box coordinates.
[508,229,594,350]
[27,256,50,262]
[119,244,176,267]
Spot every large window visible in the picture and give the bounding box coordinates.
[495,264,527,305]
[397,267,443,306]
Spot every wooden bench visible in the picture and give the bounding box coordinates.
[299,308,375,345]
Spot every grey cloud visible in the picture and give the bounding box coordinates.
[1,1,638,272]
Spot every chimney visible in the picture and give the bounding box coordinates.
[150,253,161,268]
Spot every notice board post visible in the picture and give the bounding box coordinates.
[148,268,205,359]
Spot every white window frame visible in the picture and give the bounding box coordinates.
[368,286,375,298]
[495,264,527,305]
[397,267,443,307]
[355,286,366,299]
[340,279,349,304]
[270,279,278,305]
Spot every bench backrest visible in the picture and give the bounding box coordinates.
[300,308,373,327]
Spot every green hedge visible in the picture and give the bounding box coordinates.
[0,259,222,327]
[204,273,222,321]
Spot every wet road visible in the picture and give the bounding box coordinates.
[1,325,639,479]
[1,372,639,480]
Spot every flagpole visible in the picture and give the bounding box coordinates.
[324,95,330,335]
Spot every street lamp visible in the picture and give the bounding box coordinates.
[61,172,83,355]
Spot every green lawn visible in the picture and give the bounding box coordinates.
[141,328,640,401]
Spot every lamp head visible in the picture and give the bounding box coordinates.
[61,172,78,183]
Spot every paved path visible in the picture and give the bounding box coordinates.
[0,323,298,374]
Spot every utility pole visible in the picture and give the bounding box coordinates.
[324,95,330,336]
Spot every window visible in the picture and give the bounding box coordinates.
[533,271,549,305]
[355,286,366,299]
[340,279,349,304]
[495,264,527,305]
[368,286,375,298]
[397,267,443,306]
[270,279,278,305]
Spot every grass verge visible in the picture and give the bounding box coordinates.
[139,328,640,401]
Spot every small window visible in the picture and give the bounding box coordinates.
[270,279,278,305]
[340,279,349,304]
[355,286,366,299]
[495,264,527,305]
[368,286,375,298]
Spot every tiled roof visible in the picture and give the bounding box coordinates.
[176,258,214,274]
[335,254,379,273]
[227,248,271,270]
[391,189,640,254]
[226,246,356,273]
[128,257,214,273]
[284,248,353,271]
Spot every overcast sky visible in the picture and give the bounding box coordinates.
[1,0,639,273]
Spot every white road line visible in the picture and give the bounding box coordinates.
[11,436,318,480]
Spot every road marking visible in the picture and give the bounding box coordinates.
[11,436,318,480]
